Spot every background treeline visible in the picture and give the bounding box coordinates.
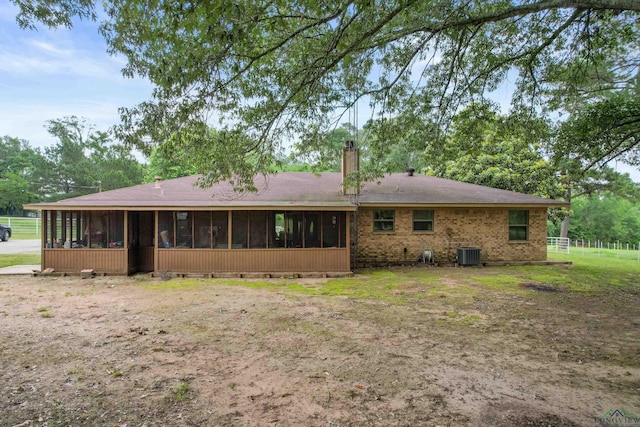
[2,106,639,244]
[548,194,640,244]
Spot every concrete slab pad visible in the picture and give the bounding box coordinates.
[0,264,41,275]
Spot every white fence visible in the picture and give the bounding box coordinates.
[548,236,640,261]
[0,217,41,235]
[547,237,570,253]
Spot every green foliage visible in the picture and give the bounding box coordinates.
[566,193,640,243]
[276,158,313,173]
[164,128,278,192]
[0,136,45,215]
[554,93,640,174]
[28,116,144,202]
[144,146,197,182]
[171,382,190,402]
[93,0,640,187]
[10,1,640,194]
[293,123,356,172]
[11,0,96,29]
[425,104,563,198]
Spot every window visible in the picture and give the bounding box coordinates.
[373,210,394,232]
[107,211,124,248]
[46,210,85,248]
[212,211,228,249]
[232,211,249,248]
[194,212,212,248]
[249,211,268,248]
[413,210,434,232]
[44,210,122,249]
[270,212,285,247]
[175,211,192,248]
[158,211,175,248]
[190,211,229,248]
[509,210,529,241]
[304,213,321,248]
[285,212,303,248]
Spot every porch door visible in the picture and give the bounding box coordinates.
[128,211,155,272]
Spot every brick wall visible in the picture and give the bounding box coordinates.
[355,207,548,265]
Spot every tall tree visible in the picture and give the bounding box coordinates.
[0,136,45,215]
[144,146,197,182]
[424,103,563,198]
[564,191,640,244]
[551,92,640,237]
[101,0,639,187]
[12,1,640,188]
[35,117,144,201]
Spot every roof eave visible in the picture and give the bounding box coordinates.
[23,203,358,211]
[357,202,569,209]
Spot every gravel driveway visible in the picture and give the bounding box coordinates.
[0,239,40,255]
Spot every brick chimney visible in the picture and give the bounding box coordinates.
[342,140,359,195]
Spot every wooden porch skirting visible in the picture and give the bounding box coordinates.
[156,247,350,273]
[42,247,351,275]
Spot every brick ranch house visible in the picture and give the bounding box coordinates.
[24,149,566,275]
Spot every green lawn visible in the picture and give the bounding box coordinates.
[1,246,639,296]
[0,254,40,268]
[148,249,640,301]
[548,245,640,269]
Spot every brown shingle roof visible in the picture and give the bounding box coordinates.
[358,173,567,206]
[24,172,567,210]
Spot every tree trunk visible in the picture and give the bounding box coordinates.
[559,187,571,238]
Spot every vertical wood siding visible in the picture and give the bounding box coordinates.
[43,249,128,274]
[156,248,349,273]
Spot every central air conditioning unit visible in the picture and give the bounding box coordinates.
[457,247,481,266]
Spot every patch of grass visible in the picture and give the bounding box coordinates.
[66,369,84,381]
[0,254,40,268]
[172,382,191,402]
[38,306,52,317]
[470,273,526,292]
[143,278,208,291]
[107,366,122,378]
[143,252,640,303]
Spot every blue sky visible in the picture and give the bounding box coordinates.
[0,2,152,153]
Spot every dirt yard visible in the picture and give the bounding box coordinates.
[0,268,639,426]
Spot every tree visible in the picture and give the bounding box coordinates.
[424,103,563,198]
[144,146,198,182]
[11,0,96,29]
[0,136,45,215]
[13,1,640,188]
[89,137,145,191]
[35,117,144,201]
[551,93,640,236]
[293,123,356,172]
[565,192,640,244]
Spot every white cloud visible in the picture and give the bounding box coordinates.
[0,8,153,149]
[0,35,122,80]
[28,39,73,55]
